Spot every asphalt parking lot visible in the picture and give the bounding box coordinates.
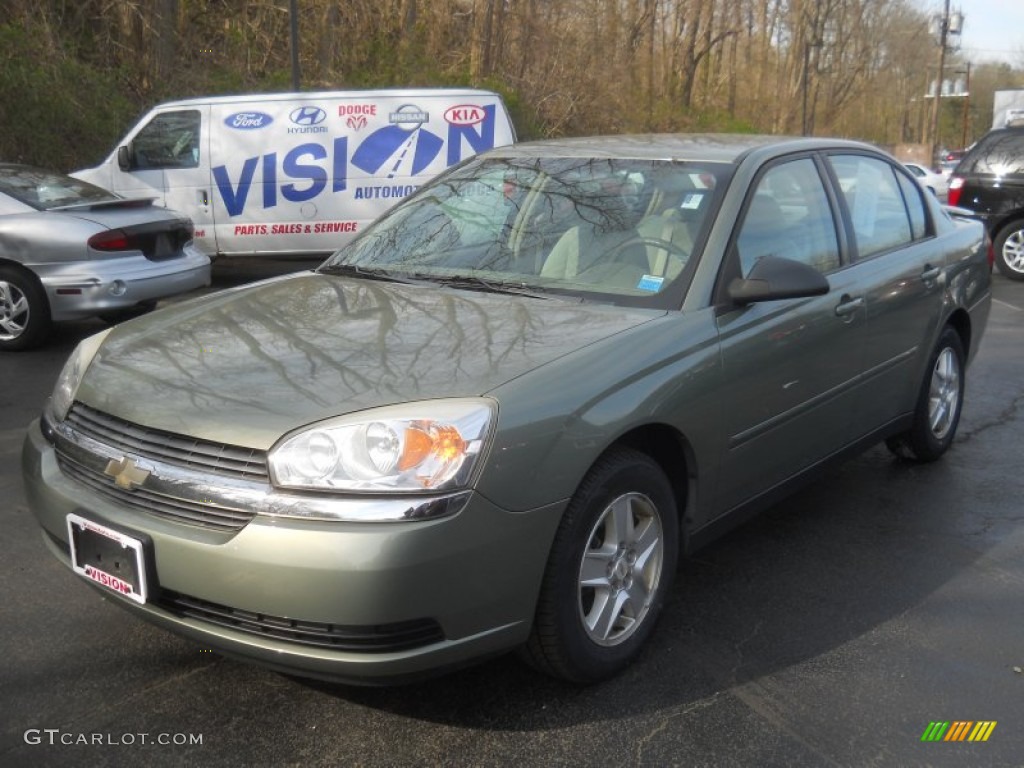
[1,262,1022,767]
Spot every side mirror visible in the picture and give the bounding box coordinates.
[117,145,132,172]
[728,255,830,304]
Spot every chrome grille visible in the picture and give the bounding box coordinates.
[65,402,268,481]
[56,452,256,532]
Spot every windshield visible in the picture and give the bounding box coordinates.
[0,165,120,210]
[321,156,730,307]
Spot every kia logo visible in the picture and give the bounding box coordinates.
[290,106,327,126]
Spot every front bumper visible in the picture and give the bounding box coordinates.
[34,242,211,321]
[22,418,564,684]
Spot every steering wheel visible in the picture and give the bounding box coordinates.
[606,236,689,274]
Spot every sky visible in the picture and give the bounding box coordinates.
[927,0,1024,65]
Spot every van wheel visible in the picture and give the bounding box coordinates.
[0,265,51,351]
[994,221,1024,280]
[886,327,965,462]
[521,448,678,683]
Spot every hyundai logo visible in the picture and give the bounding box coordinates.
[290,106,327,126]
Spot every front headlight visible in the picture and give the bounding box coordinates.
[51,328,113,421]
[268,399,495,493]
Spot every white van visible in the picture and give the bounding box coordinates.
[73,89,516,257]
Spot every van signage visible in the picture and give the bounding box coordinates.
[212,104,499,217]
[290,106,327,126]
[389,104,429,131]
[225,112,273,130]
[444,105,486,126]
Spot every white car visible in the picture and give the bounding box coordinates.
[904,162,949,199]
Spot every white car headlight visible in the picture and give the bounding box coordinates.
[51,328,113,421]
[268,399,495,492]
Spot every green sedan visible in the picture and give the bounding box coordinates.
[23,135,992,684]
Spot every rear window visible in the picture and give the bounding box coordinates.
[957,130,1024,175]
[0,165,119,210]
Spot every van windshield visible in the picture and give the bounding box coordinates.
[320,156,730,308]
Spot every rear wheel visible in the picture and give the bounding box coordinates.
[0,265,51,351]
[522,447,678,683]
[886,326,965,462]
[994,221,1024,280]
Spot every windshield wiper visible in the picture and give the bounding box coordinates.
[318,264,422,284]
[416,274,554,300]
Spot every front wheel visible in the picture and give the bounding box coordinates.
[994,221,1024,280]
[522,448,678,683]
[886,327,965,462]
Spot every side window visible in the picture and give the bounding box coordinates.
[130,110,201,170]
[828,155,912,259]
[896,172,927,240]
[736,158,840,276]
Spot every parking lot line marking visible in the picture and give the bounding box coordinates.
[992,298,1022,312]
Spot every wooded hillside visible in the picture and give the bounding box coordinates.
[2,0,1022,171]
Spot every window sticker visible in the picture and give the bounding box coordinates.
[636,274,664,292]
[680,192,704,210]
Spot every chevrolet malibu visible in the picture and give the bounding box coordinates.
[23,135,991,684]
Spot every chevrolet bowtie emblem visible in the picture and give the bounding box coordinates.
[104,457,151,490]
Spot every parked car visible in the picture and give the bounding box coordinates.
[903,162,949,199]
[0,164,210,350]
[23,135,991,685]
[938,149,966,178]
[948,127,1024,279]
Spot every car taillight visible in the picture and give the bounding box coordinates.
[947,176,964,207]
[88,230,131,251]
[986,233,995,271]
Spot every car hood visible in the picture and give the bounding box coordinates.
[76,273,660,449]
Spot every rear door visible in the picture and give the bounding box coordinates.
[824,153,946,427]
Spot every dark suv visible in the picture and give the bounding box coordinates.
[948,127,1024,280]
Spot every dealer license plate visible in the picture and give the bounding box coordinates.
[67,514,148,604]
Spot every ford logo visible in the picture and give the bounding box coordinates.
[289,106,327,126]
[224,111,273,130]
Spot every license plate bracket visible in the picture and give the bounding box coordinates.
[67,513,148,604]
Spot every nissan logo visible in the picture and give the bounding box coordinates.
[289,106,327,126]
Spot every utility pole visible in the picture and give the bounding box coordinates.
[289,0,301,91]
[928,1,963,165]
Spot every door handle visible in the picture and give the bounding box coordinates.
[198,189,209,207]
[834,295,864,317]
[921,264,941,282]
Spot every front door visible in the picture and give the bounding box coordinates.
[714,156,866,514]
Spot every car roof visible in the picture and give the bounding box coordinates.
[484,134,883,164]
[150,88,503,110]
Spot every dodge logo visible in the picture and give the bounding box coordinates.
[289,106,327,126]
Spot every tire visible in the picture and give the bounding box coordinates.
[0,265,51,351]
[886,327,965,462]
[994,221,1024,281]
[522,447,679,683]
